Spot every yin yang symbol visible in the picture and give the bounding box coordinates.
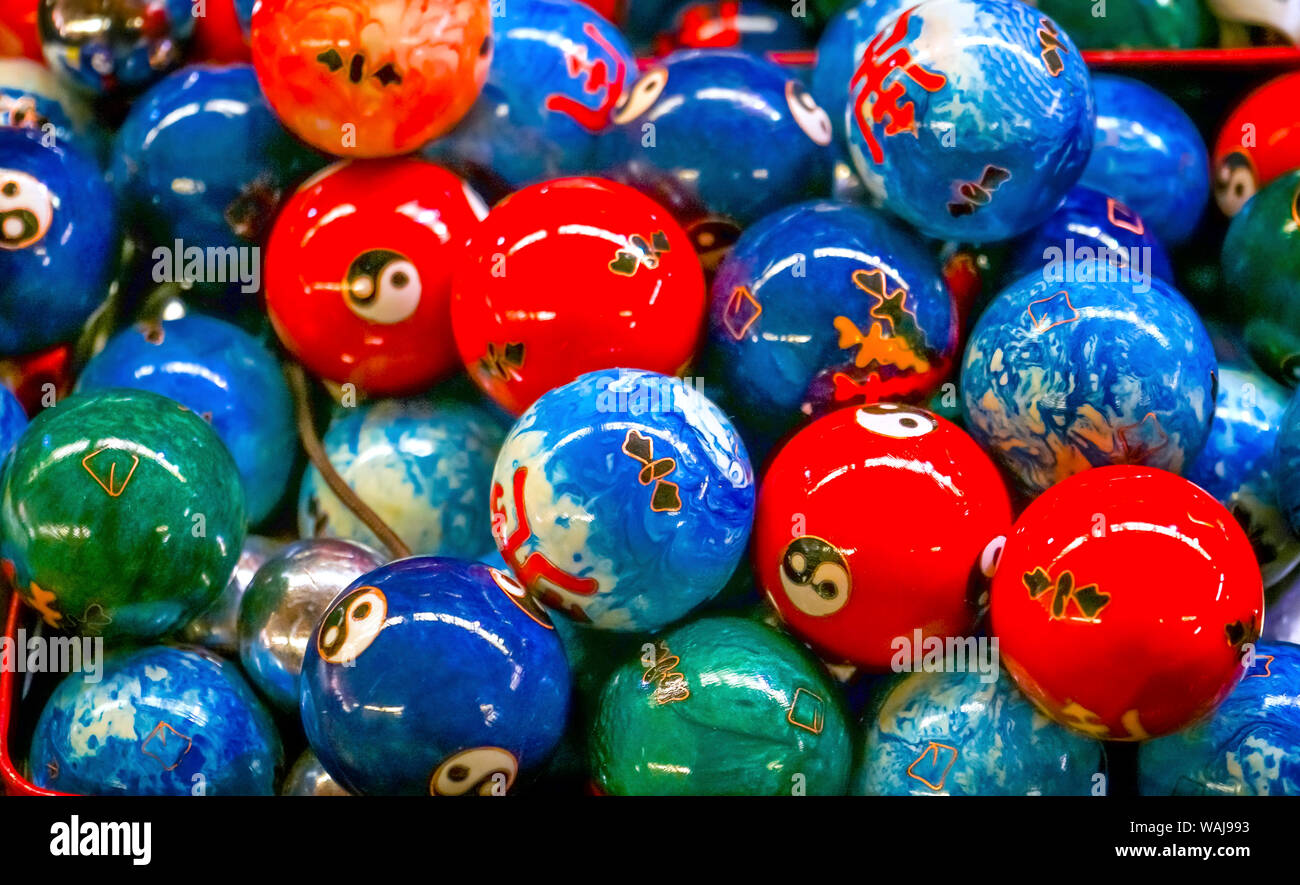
[317,585,388,664]
[343,249,421,324]
[429,747,519,796]
[780,536,851,617]
[0,170,53,250]
[855,402,938,438]
[489,566,553,629]
[613,66,667,126]
[785,81,832,146]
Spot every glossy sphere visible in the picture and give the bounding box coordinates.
[77,315,295,525]
[38,0,196,95]
[299,397,503,558]
[704,200,956,446]
[1034,0,1209,48]
[425,0,636,188]
[961,269,1216,496]
[178,535,281,655]
[1140,642,1300,795]
[300,556,570,795]
[652,1,813,57]
[239,538,386,713]
[250,0,492,157]
[193,0,250,63]
[111,65,324,262]
[451,178,706,415]
[1214,72,1300,218]
[0,389,245,640]
[491,369,753,631]
[0,129,117,355]
[0,382,27,455]
[1224,170,1300,385]
[30,647,279,795]
[602,50,832,226]
[1005,186,1174,286]
[1187,365,1299,588]
[591,616,852,795]
[0,58,104,162]
[846,0,1093,242]
[0,0,41,58]
[855,670,1103,795]
[755,403,1010,669]
[281,748,351,796]
[266,159,485,395]
[1274,386,1300,538]
[1080,74,1210,246]
[992,466,1263,741]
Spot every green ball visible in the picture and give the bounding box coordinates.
[0,389,245,639]
[1035,0,1212,49]
[590,615,853,795]
[1224,170,1300,385]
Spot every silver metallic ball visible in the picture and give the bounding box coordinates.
[38,0,196,96]
[178,535,282,657]
[281,748,350,797]
[238,538,386,713]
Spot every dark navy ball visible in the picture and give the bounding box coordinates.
[76,313,295,525]
[602,49,833,225]
[300,556,571,795]
[0,383,28,456]
[29,646,281,795]
[0,128,117,354]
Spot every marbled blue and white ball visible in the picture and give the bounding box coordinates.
[846,0,1094,242]
[1005,186,1174,286]
[704,200,955,450]
[1139,642,1300,795]
[29,646,281,795]
[1080,74,1210,247]
[854,669,1104,795]
[601,49,833,225]
[299,556,570,795]
[300,397,505,559]
[425,0,635,189]
[961,268,1216,495]
[1271,386,1300,539]
[1186,364,1300,588]
[77,314,294,525]
[0,128,118,355]
[0,384,28,456]
[491,368,754,631]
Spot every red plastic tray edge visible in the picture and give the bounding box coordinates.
[1,591,75,796]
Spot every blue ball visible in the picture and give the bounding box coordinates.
[961,267,1216,495]
[1139,642,1300,795]
[111,64,324,287]
[76,314,294,526]
[300,556,571,795]
[704,199,955,448]
[0,384,28,456]
[846,0,1094,242]
[1080,74,1210,247]
[0,58,106,164]
[0,128,117,355]
[491,368,755,631]
[854,669,1104,795]
[1005,186,1174,286]
[1270,386,1300,539]
[425,0,636,188]
[602,49,833,225]
[300,396,505,559]
[30,646,281,795]
[1186,364,1299,588]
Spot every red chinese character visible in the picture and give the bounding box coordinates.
[544,22,628,132]
[492,466,600,597]
[850,8,946,165]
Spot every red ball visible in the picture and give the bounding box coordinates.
[992,466,1263,741]
[450,177,706,416]
[265,158,487,396]
[0,0,41,61]
[193,0,250,64]
[250,0,491,157]
[753,402,1012,670]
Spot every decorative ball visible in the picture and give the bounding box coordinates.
[178,535,282,656]
[38,0,196,95]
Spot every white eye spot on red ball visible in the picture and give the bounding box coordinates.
[0,170,53,250]
[1214,152,1256,218]
[343,249,422,324]
[613,67,668,126]
[980,535,1006,578]
[855,402,938,438]
[785,81,832,147]
[318,586,388,664]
